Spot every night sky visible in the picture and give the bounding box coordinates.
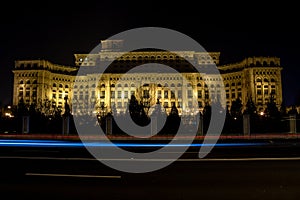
[1,1,299,106]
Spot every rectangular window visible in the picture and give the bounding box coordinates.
[130,91,135,97]
[117,91,122,99]
[188,90,193,98]
[157,90,162,98]
[205,91,209,99]
[143,90,149,98]
[100,91,105,98]
[178,90,182,99]
[164,91,168,98]
[197,90,202,98]
[124,91,128,99]
[117,102,122,108]
[257,90,262,95]
[198,101,202,108]
[264,90,268,95]
[271,89,276,95]
[100,102,105,107]
[178,101,182,108]
[164,102,168,108]
[171,91,175,99]
[111,91,115,98]
[111,102,115,108]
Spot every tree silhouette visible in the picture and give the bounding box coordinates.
[265,95,280,119]
[279,101,287,117]
[160,103,180,135]
[128,94,150,126]
[16,97,28,116]
[230,98,243,119]
[243,97,257,116]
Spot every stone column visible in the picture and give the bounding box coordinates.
[62,115,70,135]
[106,113,113,135]
[22,116,30,134]
[289,114,297,134]
[151,116,157,136]
[243,114,250,136]
[197,113,203,136]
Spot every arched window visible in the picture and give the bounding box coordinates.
[65,85,69,88]
[256,78,262,82]
[271,78,276,82]
[131,83,135,87]
[32,80,37,84]
[59,84,63,88]
[124,84,128,87]
[197,83,202,87]
[264,78,269,82]
[26,80,31,84]
[177,83,182,87]
[19,80,24,84]
[53,83,57,87]
[111,84,115,87]
[263,61,268,66]
[170,83,175,87]
[256,61,262,66]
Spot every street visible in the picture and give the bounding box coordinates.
[1,139,300,199]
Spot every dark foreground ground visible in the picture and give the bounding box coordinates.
[1,138,300,200]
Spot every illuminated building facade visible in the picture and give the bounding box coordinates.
[12,40,283,116]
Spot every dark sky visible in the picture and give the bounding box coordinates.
[1,1,299,106]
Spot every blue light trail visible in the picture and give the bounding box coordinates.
[0,139,268,148]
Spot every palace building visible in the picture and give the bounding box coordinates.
[12,40,283,116]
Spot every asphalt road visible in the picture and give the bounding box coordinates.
[1,139,300,200]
